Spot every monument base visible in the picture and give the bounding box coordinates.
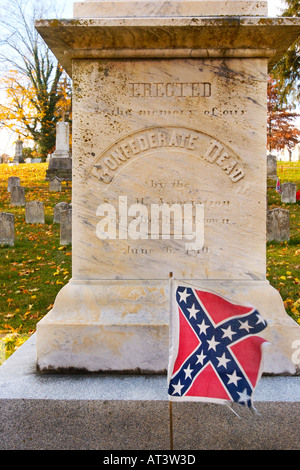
[1,335,300,450]
[36,279,300,375]
[45,157,72,181]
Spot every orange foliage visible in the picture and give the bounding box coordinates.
[267,77,300,152]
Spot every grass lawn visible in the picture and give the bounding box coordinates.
[0,161,299,364]
[267,162,300,323]
[0,163,72,363]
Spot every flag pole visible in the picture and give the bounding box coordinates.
[169,400,174,450]
[169,271,174,451]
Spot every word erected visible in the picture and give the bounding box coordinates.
[129,82,211,98]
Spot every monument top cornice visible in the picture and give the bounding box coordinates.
[35,16,300,77]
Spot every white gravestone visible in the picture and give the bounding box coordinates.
[52,122,71,159]
[35,0,300,374]
[46,121,72,181]
[12,137,24,165]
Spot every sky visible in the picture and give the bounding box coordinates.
[0,0,288,156]
[57,0,73,18]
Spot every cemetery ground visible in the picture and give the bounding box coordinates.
[0,163,72,364]
[0,162,299,366]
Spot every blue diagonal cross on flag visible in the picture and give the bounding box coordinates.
[168,281,268,408]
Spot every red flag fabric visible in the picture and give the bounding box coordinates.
[168,281,268,408]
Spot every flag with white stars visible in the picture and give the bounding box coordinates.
[168,281,268,408]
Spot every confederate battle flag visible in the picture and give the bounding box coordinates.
[168,281,268,408]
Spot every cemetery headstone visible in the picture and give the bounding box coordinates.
[7,176,20,192]
[10,186,25,206]
[49,176,62,192]
[0,212,14,246]
[46,121,72,181]
[267,208,290,242]
[35,0,300,375]
[281,182,297,204]
[267,154,277,180]
[25,201,45,224]
[60,206,72,245]
[53,202,70,223]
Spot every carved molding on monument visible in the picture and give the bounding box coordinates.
[35,17,300,77]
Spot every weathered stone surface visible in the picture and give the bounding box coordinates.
[7,176,20,192]
[49,176,62,192]
[281,182,297,203]
[35,16,300,77]
[74,0,268,18]
[25,201,45,224]
[10,186,25,206]
[267,154,277,179]
[60,206,72,245]
[53,202,70,223]
[0,212,14,247]
[267,208,290,242]
[45,157,72,181]
[1,335,300,450]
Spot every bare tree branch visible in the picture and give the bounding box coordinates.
[0,0,72,158]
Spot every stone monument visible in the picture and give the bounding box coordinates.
[12,136,24,165]
[35,0,300,375]
[46,121,72,181]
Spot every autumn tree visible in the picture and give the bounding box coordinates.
[267,77,300,153]
[0,0,71,159]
